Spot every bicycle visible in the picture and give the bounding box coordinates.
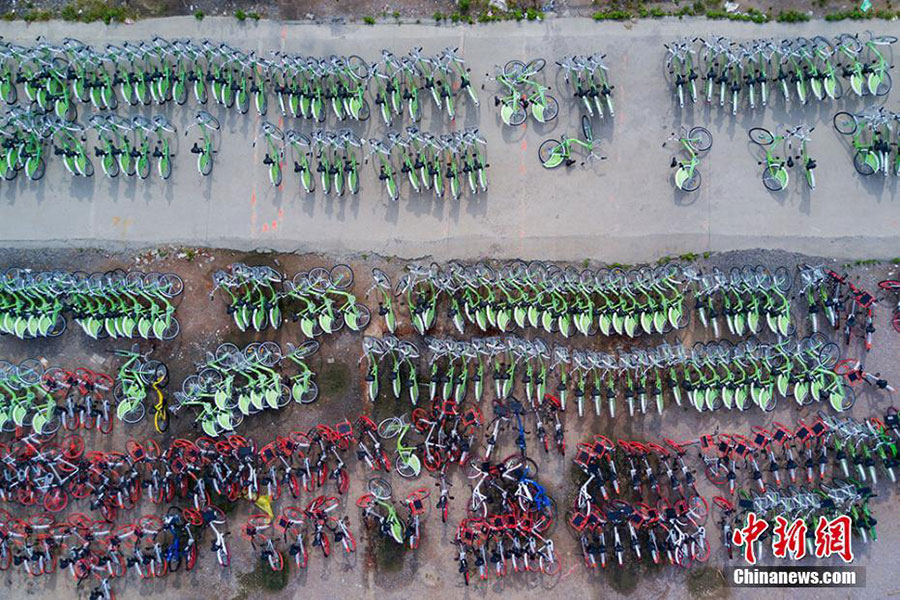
[666,126,712,192]
[538,115,606,169]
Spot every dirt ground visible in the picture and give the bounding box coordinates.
[1,246,899,600]
[0,0,894,23]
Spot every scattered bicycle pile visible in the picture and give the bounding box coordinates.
[490,59,559,127]
[367,127,488,201]
[0,427,375,596]
[691,265,792,338]
[171,341,319,437]
[454,456,559,583]
[797,265,876,350]
[666,32,896,114]
[833,106,900,178]
[0,360,114,435]
[569,436,711,568]
[696,411,899,558]
[0,37,371,121]
[0,268,182,340]
[748,125,817,192]
[368,331,861,416]
[209,262,368,335]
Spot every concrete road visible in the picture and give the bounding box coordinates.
[0,17,898,262]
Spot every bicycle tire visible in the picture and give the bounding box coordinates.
[538,139,563,167]
[748,127,774,146]
[509,105,527,126]
[503,60,526,79]
[680,169,701,192]
[524,58,546,75]
[762,166,787,191]
[832,111,857,136]
[367,477,392,500]
[120,402,146,424]
[396,454,420,478]
[853,150,876,176]
[377,416,402,439]
[329,264,354,289]
[581,115,594,143]
[874,71,892,97]
[347,55,370,80]
[688,127,712,152]
[540,95,560,122]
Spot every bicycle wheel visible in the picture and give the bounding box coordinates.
[773,266,792,293]
[367,477,392,500]
[377,416,402,439]
[875,71,892,97]
[503,60,526,79]
[538,139,563,167]
[748,127,774,146]
[832,111,858,135]
[818,343,840,368]
[347,55,370,80]
[524,58,546,76]
[581,115,593,143]
[396,454,420,478]
[120,402,146,424]
[509,105,527,127]
[540,95,560,122]
[680,168,701,192]
[853,150,877,176]
[160,273,184,297]
[329,264,354,289]
[835,381,856,412]
[688,127,712,152]
[762,166,787,191]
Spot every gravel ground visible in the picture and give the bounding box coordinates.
[0,246,899,600]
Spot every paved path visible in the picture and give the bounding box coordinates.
[1,17,898,262]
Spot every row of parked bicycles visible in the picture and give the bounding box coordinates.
[666,32,896,114]
[386,261,800,340]
[361,332,871,418]
[567,407,900,570]
[0,109,183,182]
[0,38,479,124]
[237,121,493,202]
[209,262,367,335]
[0,268,182,340]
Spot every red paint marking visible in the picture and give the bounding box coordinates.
[277,209,284,218]
[261,223,269,232]
[250,192,257,206]
[521,140,527,150]
[271,220,278,230]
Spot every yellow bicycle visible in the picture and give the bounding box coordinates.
[152,370,169,433]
